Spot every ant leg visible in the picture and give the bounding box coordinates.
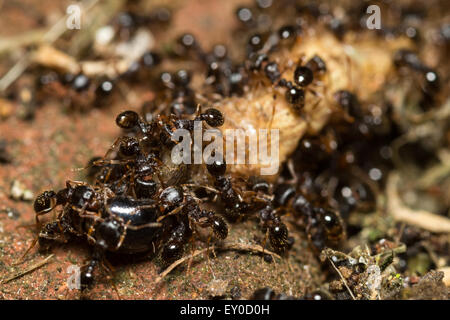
[35,211,51,225]
[92,159,131,167]
[156,205,184,222]
[80,215,103,244]
[261,229,269,257]
[13,237,38,265]
[71,136,122,172]
[182,183,220,194]
[156,172,166,189]
[103,137,123,159]
[16,220,69,265]
[125,222,163,231]
[114,221,131,251]
[269,96,276,131]
[204,230,217,277]
[285,158,298,185]
[100,259,121,300]
[66,180,94,188]
[194,103,202,117]
[186,235,196,274]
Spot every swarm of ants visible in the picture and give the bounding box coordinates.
[3,0,446,299]
[32,99,347,290]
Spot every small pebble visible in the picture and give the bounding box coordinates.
[0,207,20,220]
[10,180,34,201]
[207,279,229,298]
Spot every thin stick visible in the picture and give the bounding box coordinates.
[13,237,39,266]
[438,266,450,287]
[1,254,54,284]
[155,242,281,284]
[326,255,356,300]
[0,0,100,92]
[387,173,450,233]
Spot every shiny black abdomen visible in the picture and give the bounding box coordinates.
[104,196,164,254]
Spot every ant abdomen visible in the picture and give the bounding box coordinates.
[211,215,228,240]
[269,223,289,253]
[161,221,190,265]
[116,110,140,129]
[161,241,184,264]
[199,108,224,127]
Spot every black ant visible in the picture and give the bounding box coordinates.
[154,69,198,116]
[34,186,171,287]
[205,155,290,253]
[282,55,327,113]
[269,183,346,253]
[156,189,229,266]
[36,70,118,111]
[204,155,249,221]
[393,48,440,109]
[257,205,290,253]
[34,179,229,288]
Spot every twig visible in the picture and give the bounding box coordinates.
[155,242,281,284]
[1,254,54,284]
[0,0,100,92]
[438,267,450,287]
[326,255,356,300]
[387,172,450,233]
[0,29,47,54]
[373,244,406,260]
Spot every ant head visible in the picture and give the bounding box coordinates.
[305,55,327,74]
[206,153,226,176]
[159,186,183,212]
[201,108,224,127]
[264,61,281,83]
[285,86,305,112]
[178,33,196,51]
[34,191,57,214]
[119,136,141,157]
[291,194,312,216]
[278,25,298,42]
[319,208,342,233]
[294,66,313,87]
[173,69,191,87]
